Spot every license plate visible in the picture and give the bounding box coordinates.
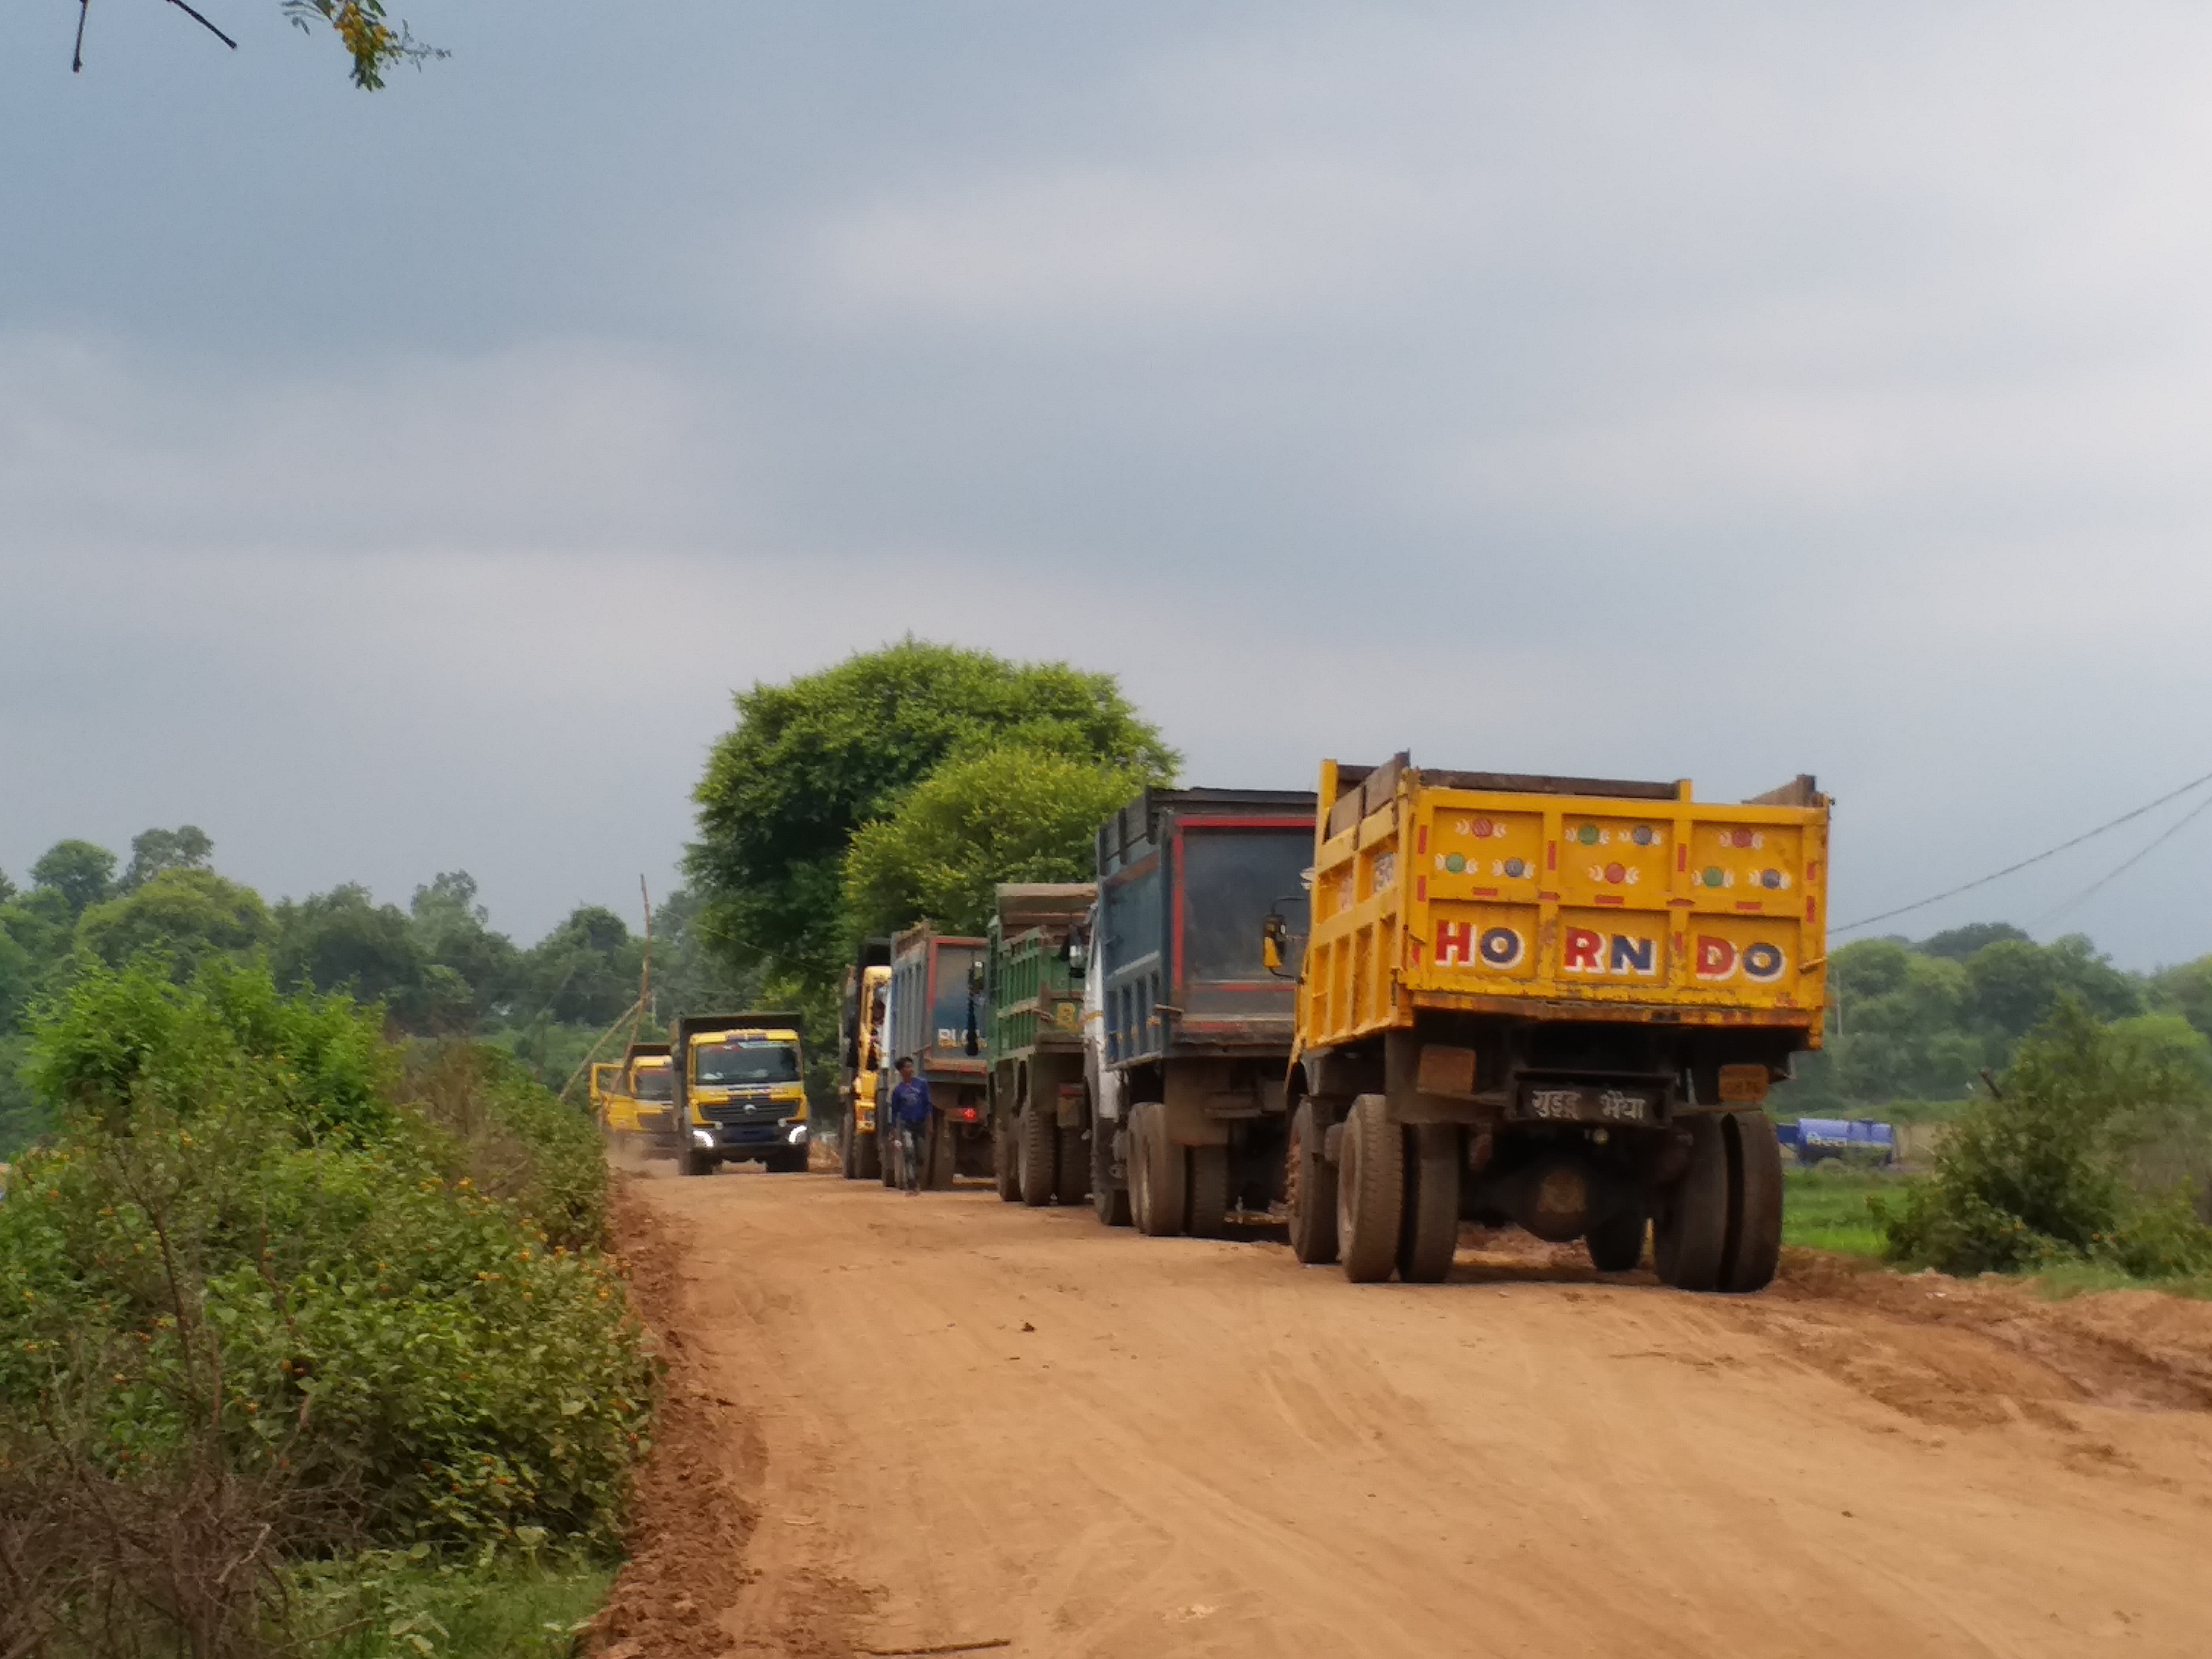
[1516,1084,1656,1124]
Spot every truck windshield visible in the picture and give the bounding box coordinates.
[633,1068,673,1101]
[695,1041,800,1086]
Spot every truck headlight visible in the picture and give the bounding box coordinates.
[692,1130,715,1150]
[785,1124,809,1145]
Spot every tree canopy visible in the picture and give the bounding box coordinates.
[844,747,1144,938]
[688,639,1175,995]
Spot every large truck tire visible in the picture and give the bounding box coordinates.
[1655,1115,1729,1290]
[1186,1144,1229,1238]
[1397,1123,1459,1284]
[1056,1122,1091,1207]
[840,1106,858,1179]
[678,1142,713,1178]
[1337,1094,1403,1284]
[854,1127,881,1182]
[994,1118,1022,1202]
[1720,1109,1784,1292]
[1019,1104,1058,1207]
[1130,1104,1187,1238]
[1286,1100,1338,1265]
[1092,1118,1131,1227]
[1585,1203,1647,1273]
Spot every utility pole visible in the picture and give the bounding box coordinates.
[639,876,655,1030]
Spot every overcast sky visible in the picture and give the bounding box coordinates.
[6,2,2212,965]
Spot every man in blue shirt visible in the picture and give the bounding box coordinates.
[888,1057,933,1194]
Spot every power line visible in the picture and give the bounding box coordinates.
[1831,765,2212,936]
[2032,790,2212,929]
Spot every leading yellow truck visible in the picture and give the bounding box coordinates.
[1278,756,1829,1291]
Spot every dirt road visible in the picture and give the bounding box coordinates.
[602,1168,2212,1659]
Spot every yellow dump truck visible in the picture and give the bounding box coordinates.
[667,1012,809,1176]
[599,1044,673,1141]
[1280,756,1828,1292]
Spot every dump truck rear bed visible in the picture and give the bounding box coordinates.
[1303,758,1828,1046]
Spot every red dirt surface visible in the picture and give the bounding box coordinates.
[599,1167,2212,1658]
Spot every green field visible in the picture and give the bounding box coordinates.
[1780,1166,1907,1258]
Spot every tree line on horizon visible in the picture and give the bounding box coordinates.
[0,830,756,1155]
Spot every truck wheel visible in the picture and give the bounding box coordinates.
[1019,1103,1058,1207]
[993,1118,1022,1202]
[1337,1095,1403,1284]
[679,1142,713,1178]
[1130,1105,1186,1238]
[1092,1118,1131,1227]
[1654,1116,1728,1291]
[855,1128,881,1182]
[1056,1122,1091,1206]
[926,1117,957,1190]
[1397,1123,1459,1284]
[1720,1110,1784,1292]
[1286,1100,1338,1264]
[1186,1144,1229,1238]
[1585,1203,1647,1273]
[840,1107,858,1179]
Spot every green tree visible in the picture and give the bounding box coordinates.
[1964,935,2140,1040]
[844,746,1142,938]
[516,907,640,1030]
[272,884,470,1030]
[1882,997,2212,1275]
[118,824,213,893]
[647,885,765,1026]
[1917,921,2032,960]
[75,868,272,978]
[2152,954,2212,1041]
[30,840,117,918]
[689,640,1174,996]
[409,872,521,1023]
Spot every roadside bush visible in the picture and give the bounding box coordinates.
[1881,996,2212,1276]
[0,962,653,1657]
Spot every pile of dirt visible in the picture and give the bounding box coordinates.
[588,1176,758,1659]
[1762,1248,2212,1416]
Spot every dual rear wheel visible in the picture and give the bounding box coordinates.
[1126,1102,1231,1238]
[1654,1109,1783,1293]
[1333,1096,1456,1285]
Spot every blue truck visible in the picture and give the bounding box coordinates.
[1784,1117,1897,1166]
[1087,786,1317,1235]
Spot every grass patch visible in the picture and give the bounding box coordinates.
[2021,1260,2212,1302]
[306,1554,614,1659]
[1783,1165,1909,1258]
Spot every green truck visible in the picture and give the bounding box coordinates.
[986,884,1096,1207]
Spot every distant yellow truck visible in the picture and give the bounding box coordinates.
[1279,756,1828,1292]
[598,1044,674,1142]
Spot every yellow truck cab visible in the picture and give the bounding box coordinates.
[600,1045,673,1140]
[1282,756,1828,1293]
[837,949,892,1180]
[667,1012,809,1177]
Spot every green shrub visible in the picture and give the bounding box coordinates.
[1881,996,2212,1276]
[0,962,653,1655]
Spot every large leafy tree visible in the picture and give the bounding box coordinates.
[75,868,272,979]
[119,825,213,894]
[688,640,1174,997]
[844,747,1145,938]
[29,841,117,919]
[409,872,521,1023]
